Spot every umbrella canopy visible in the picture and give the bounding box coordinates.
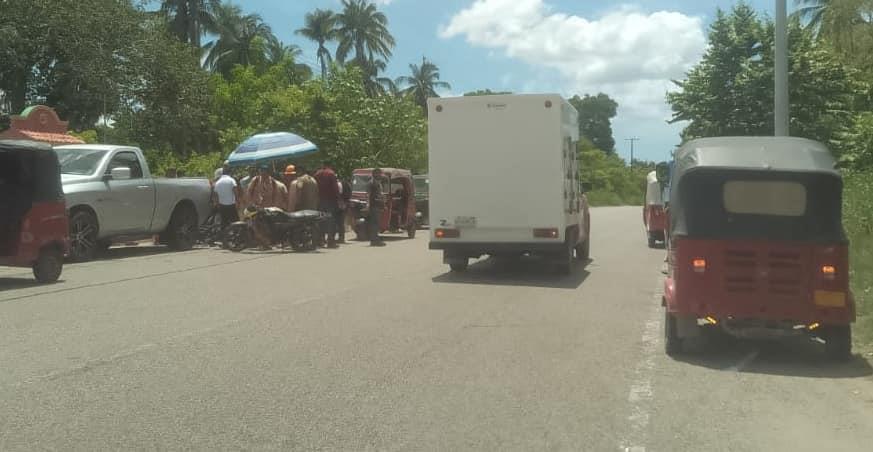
[226,132,318,167]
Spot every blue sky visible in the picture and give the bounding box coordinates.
[234,0,779,162]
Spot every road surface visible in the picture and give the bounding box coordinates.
[2,207,872,451]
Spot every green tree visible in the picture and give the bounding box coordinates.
[569,93,619,154]
[463,89,512,96]
[396,57,451,114]
[203,3,273,77]
[296,9,338,79]
[669,4,858,147]
[334,0,395,67]
[160,0,219,48]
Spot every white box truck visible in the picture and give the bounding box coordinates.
[426,94,591,273]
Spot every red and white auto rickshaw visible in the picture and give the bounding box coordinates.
[349,168,417,240]
[663,137,855,360]
[643,170,667,248]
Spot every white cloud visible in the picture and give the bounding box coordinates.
[439,0,706,119]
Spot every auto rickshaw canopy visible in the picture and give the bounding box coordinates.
[668,137,845,242]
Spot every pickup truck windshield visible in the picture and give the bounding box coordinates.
[55,148,108,175]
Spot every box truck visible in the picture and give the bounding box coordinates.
[427,94,591,273]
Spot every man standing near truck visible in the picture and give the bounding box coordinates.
[367,168,386,247]
[213,164,240,228]
[314,162,340,248]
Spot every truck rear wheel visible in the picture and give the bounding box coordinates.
[823,325,852,362]
[575,239,590,261]
[167,205,198,251]
[449,260,468,273]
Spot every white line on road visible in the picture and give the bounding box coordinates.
[620,277,664,452]
[727,350,760,372]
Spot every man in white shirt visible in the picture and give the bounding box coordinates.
[213,165,240,228]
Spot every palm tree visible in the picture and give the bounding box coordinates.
[334,0,395,67]
[396,57,451,114]
[264,36,313,82]
[160,0,219,48]
[296,9,337,79]
[203,3,273,77]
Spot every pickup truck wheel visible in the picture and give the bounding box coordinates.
[167,205,197,251]
[33,247,63,283]
[69,210,98,262]
[823,325,852,362]
[665,311,683,356]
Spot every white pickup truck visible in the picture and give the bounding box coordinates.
[427,94,591,274]
[54,144,212,261]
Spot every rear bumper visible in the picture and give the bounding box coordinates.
[429,241,565,255]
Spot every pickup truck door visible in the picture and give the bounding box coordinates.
[102,151,155,234]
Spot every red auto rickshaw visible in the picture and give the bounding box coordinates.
[663,137,855,360]
[643,170,667,247]
[1,140,69,283]
[349,168,417,240]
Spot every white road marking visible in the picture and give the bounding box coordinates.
[620,277,664,451]
[727,350,759,372]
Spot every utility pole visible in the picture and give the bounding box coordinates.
[775,0,789,136]
[625,137,640,167]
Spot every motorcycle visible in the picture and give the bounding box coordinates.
[224,206,329,252]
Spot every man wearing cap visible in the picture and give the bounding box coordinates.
[246,164,287,209]
[283,165,299,212]
[367,168,386,247]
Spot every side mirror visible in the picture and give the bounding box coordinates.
[580,182,593,193]
[107,166,132,181]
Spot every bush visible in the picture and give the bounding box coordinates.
[844,170,873,346]
[144,149,224,178]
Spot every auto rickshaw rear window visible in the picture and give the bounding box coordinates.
[723,180,806,216]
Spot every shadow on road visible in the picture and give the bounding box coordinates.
[673,334,873,379]
[432,256,591,289]
[0,277,51,291]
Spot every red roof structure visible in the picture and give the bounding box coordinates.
[0,105,85,145]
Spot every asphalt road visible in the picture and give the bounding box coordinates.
[2,206,872,451]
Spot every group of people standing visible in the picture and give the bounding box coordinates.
[211,162,385,247]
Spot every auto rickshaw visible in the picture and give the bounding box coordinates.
[663,137,855,360]
[0,140,69,283]
[350,168,417,240]
[643,170,666,247]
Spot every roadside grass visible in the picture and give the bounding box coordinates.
[843,170,873,349]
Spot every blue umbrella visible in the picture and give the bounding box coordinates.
[226,132,318,167]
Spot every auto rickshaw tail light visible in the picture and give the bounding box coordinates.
[435,228,460,239]
[533,228,559,239]
[821,265,836,280]
[692,258,707,273]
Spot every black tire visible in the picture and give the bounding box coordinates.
[556,240,573,275]
[224,224,249,252]
[407,223,416,239]
[575,238,590,261]
[167,205,198,251]
[69,210,99,262]
[449,261,468,273]
[665,311,683,356]
[824,325,852,362]
[33,247,63,283]
[647,233,656,248]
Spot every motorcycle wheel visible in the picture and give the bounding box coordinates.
[224,225,250,252]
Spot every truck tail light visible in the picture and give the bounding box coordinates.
[533,228,559,238]
[692,258,706,273]
[821,265,836,281]
[435,228,460,239]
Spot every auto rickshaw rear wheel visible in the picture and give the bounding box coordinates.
[823,325,852,362]
[33,247,63,284]
[664,311,683,356]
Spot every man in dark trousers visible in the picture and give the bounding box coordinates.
[367,168,386,247]
[314,161,340,248]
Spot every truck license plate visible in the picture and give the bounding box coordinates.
[455,216,477,228]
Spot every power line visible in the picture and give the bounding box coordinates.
[625,137,640,167]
